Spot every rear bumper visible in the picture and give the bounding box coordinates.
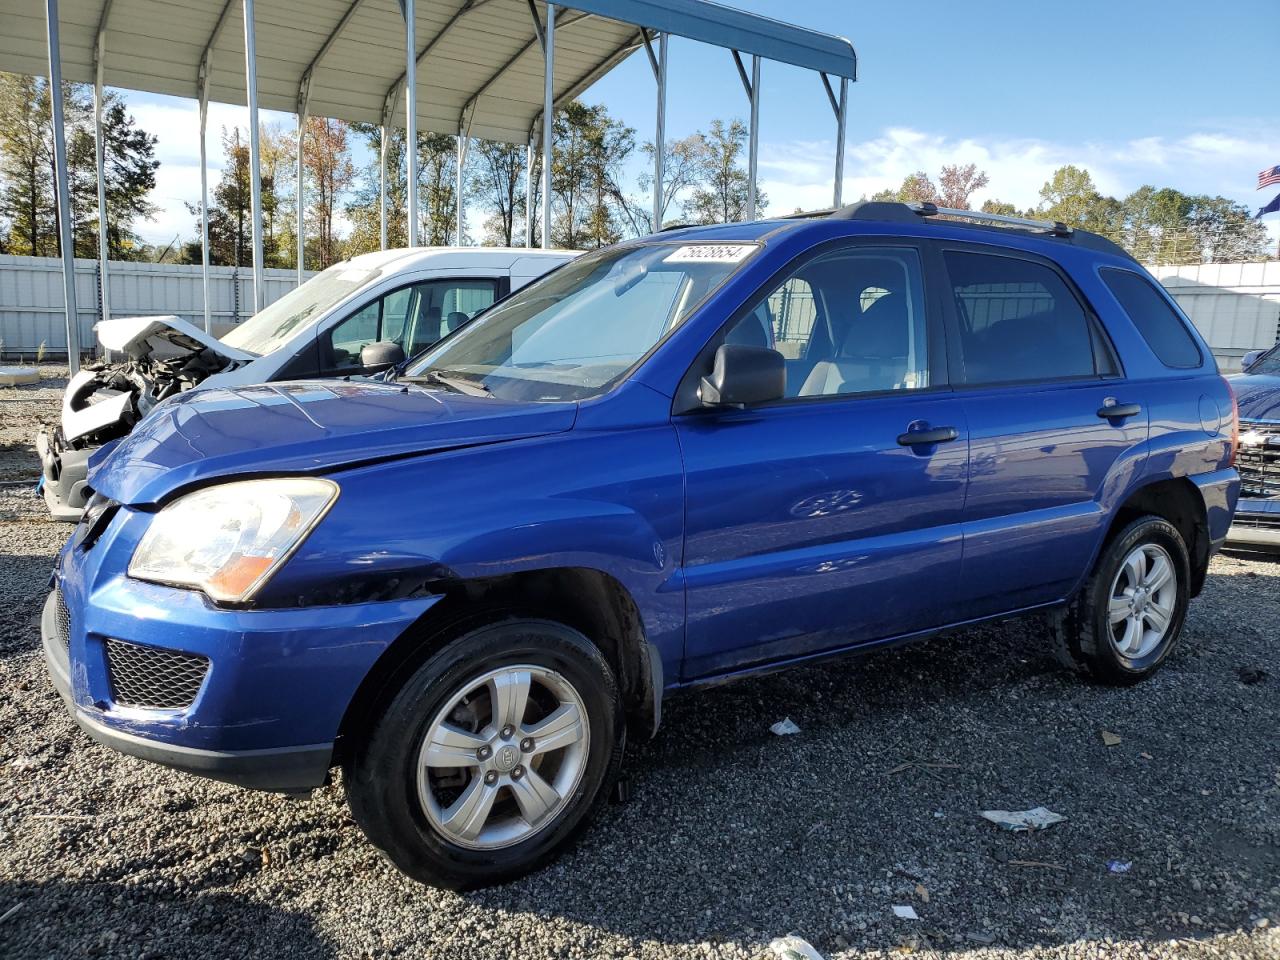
[41,591,333,793]
[1227,497,1280,551]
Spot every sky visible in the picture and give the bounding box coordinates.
[119,0,1280,250]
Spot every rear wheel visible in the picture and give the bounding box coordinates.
[344,618,623,889]
[1049,516,1190,685]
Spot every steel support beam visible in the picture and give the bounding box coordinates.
[45,0,79,371]
[295,111,306,277]
[379,92,394,250]
[243,0,264,311]
[541,2,555,250]
[524,134,535,247]
[384,0,496,111]
[833,76,848,208]
[196,0,235,333]
[461,8,591,122]
[92,1,114,323]
[456,105,474,244]
[645,32,667,232]
[746,54,761,220]
[404,0,418,246]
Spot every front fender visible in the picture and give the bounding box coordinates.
[259,424,688,679]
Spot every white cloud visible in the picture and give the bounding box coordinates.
[758,126,1280,247]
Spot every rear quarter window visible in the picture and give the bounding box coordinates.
[1101,268,1202,369]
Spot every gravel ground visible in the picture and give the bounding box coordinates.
[0,370,1277,960]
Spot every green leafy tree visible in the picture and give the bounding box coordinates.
[683,119,763,224]
[0,72,157,260]
[345,123,408,254]
[551,100,635,248]
[471,139,526,247]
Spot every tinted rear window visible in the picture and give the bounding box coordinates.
[1101,268,1202,369]
[946,251,1104,384]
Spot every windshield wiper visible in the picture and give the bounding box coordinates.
[416,369,493,398]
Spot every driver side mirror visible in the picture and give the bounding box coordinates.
[360,340,406,373]
[1241,349,1264,371]
[699,343,785,408]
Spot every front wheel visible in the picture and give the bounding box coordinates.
[344,619,623,889]
[1049,515,1191,685]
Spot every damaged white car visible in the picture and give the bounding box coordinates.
[36,246,577,520]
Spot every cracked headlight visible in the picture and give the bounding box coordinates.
[129,478,338,603]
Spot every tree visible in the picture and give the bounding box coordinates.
[419,132,458,246]
[0,73,55,256]
[258,122,295,268]
[980,199,1020,216]
[551,100,635,248]
[633,133,705,233]
[303,116,355,267]
[872,170,940,205]
[683,119,762,225]
[1185,195,1269,263]
[0,72,157,260]
[471,139,525,246]
[345,123,408,255]
[937,163,989,209]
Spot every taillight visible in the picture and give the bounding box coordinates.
[1222,376,1239,466]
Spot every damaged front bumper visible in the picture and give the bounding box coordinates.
[36,428,94,522]
[44,503,444,792]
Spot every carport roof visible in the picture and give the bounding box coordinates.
[0,0,857,145]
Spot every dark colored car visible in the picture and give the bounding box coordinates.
[44,202,1239,889]
[1227,344,1280,549]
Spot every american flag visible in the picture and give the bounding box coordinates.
[1260,165,1280,189]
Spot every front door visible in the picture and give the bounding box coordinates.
[675,242,969,679]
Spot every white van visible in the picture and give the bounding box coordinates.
[37,247,578,520]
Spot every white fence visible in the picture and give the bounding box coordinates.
[1,254,1278,369]
[0,255,316,357]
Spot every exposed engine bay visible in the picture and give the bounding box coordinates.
[37,314,254,521]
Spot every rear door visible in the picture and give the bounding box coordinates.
[676,239,969,678]
[940,244,1148,617]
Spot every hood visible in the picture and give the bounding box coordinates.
[1230,372,1280,422]
[89,380,577,506]
[96,314,256,363]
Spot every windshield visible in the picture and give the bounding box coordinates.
[1247,344,1280,375]
[221,263,382,356]
[403,242,758,401]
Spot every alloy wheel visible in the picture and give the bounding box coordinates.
[416,664,590,850]
[1107,543,1178,659]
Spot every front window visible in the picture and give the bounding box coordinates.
[221,262,383,356]
[404,242,758,401]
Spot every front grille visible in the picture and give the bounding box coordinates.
[104,638,209,710]
[1237,419,1280,498]
[54,588,72,650]
[1234,512,1280,531]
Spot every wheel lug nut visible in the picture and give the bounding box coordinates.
[477,745,492,760]
[520,737,534,752]
[511,765,524,780]
[500,725,514,739]
[484,771,498,785]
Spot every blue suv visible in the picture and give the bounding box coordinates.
[43,202,1239,888]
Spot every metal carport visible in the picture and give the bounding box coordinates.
[1,0,857,370]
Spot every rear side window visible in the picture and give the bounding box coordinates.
[1101,268,1202,369]
[945,251,1109,385]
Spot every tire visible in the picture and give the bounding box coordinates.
[1048,515,1190,686]
[344,618,624,889]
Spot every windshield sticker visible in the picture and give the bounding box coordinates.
[662,244,756,264]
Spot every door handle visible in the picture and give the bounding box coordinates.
[897,426,959,446]
[1096,401,1141,419]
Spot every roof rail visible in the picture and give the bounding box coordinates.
[907,202,1074,237]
